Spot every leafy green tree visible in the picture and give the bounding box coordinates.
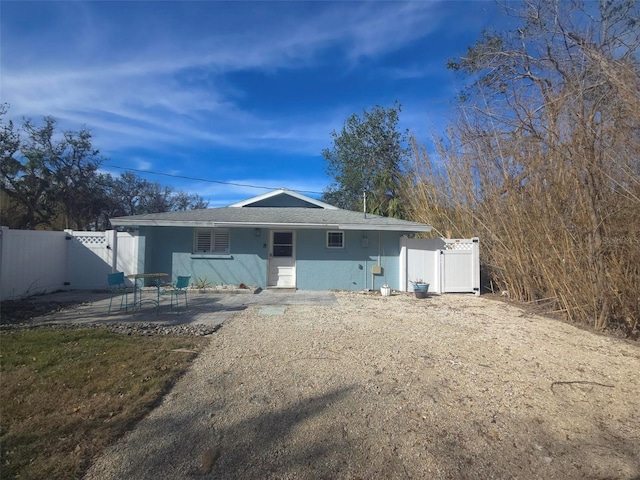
[53,125,105,229]
[0,111,103,229]
[322,103,409,218]
[0,108,40,228]
[0,108,208,230]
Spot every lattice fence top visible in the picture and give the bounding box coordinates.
[444,240,474,250]
[73,235,106,245]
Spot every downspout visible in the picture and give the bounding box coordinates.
[364,258,367,290]
[372,230,381,290]
[362,230,368,291]
[378,230,381,267]
[377,231,382,289]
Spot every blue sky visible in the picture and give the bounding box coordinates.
[1,1,513,206]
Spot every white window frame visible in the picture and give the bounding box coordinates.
[326,230,344,249]
[193,228,230,254]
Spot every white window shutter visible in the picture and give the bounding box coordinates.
[195,229,212,252]
[194,229,230,254]
[213,231,230,253]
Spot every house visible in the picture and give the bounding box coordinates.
[109,189,432,291]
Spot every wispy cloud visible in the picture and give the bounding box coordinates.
[1,0,506,203]
[2,2,441,151]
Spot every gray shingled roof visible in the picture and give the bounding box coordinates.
[110,207,431,232]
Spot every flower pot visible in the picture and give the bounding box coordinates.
[381,285,391,297]
[413,283,429,299]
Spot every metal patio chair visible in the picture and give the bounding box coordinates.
[107,272,133,313]
[160,275,191,313]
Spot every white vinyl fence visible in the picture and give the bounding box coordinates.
[0,227,138,300]
[399,236,480,295]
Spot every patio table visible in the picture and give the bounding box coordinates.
[126,273,169,311]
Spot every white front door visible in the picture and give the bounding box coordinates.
[268,230,296,287]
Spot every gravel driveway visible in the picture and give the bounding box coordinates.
[84,292,640,479]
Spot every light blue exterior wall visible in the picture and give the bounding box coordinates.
[142,226,268,286]
[296,229,401,291]
[139,226,402,290]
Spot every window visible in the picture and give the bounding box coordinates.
[327,231,344,249]
[272,231,293,257]
[194,228,230,254]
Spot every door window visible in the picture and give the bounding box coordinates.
[273,232,293,257]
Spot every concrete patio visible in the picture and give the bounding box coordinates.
[22,289,339,328]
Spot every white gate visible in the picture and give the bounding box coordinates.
[440,238,480,294]
[66,230,138,290]
[399,237,480,295]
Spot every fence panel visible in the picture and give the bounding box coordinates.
[0,228,138,300]
[400,237,444,292]
[0,227,68,300]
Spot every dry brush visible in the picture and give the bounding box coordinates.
[406,0,640,334]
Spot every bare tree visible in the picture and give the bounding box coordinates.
[407,0,640,333]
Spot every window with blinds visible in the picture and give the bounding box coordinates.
[194,228,230,254]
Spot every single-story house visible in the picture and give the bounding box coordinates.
[109,188,432,291]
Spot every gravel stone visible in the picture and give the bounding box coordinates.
[1,321,220,336]
[76,291,639,479]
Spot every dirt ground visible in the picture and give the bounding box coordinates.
[85,292,640,480]
[0,297,85,325]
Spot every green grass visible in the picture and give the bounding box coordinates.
[0,328,209,479]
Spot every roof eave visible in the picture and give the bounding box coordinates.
[110,219,220,228]
[339,224,432,232]
[111,218,432,232]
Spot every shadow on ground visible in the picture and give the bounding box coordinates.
[0,289,338,328]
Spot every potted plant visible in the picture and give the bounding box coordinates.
[410,279,429,299]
